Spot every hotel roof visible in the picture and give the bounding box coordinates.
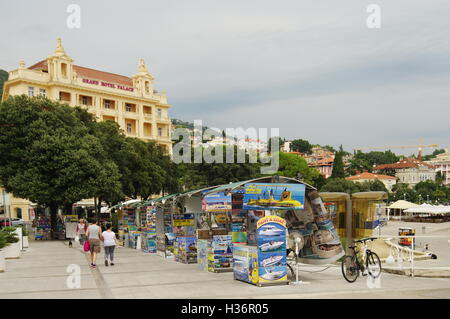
[28,60,134,87]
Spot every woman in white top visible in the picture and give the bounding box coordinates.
[102,223,117,266]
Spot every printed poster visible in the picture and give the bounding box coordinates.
[232,244,258,284]
[243,183,306,210]
[203,192,232,212]
[172,213,195,227]
[256,216,288,283]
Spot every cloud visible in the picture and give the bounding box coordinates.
[0,0,449,153]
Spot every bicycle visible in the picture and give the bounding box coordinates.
[341,237,382,283]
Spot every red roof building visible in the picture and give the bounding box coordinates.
[374,158,436,187]
[346,171,396,191]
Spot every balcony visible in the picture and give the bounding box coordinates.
[7,68,50,83]
[156,116,170,124]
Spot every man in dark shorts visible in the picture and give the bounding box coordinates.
[85,218,103,268]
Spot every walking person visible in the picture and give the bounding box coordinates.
[85,218,103,268]
[76,219,87,247]
[102,223,117,266]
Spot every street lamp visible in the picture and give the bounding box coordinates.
[403,193,406,201]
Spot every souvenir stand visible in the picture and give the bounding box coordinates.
[118,200,141,249]
[54,215,66,240]
[138,204,157,253]
[34,216,51,240]
[197,190,233,273]
[203,176,345,287]
[173,211,197,264]
[154,194,179,259]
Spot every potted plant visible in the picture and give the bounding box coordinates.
[1,227,20,259]
[0,232,8,272]
[22,225,29,248]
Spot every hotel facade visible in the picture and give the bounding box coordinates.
[1,39,173,220]
[1,38,172,153]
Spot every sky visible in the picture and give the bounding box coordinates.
[0,0,449,155]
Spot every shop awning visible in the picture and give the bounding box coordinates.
[387,200,418,210]
[180,185,223,198]
[404,204,450,214]
[351,191,387,200]
[146,193,181,205]
[203,176,316,196]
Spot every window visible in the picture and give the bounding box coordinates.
[28,87,34,97]
[39,89,46,97]
[82,96,88,105]
[104,100,111,109]
[61,63,67,78]
[16,208,22,219]
[126,104,132,112]
[158,127,163,137]
[127,123,132,134]
[157,108,162,118]
[145,81,150,94]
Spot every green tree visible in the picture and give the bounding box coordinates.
[290,139,312,154]
[0,69,8,99]
[179,145,262,190]
[348,150,399,175]
[422,149,446,161]
[275,152,320,185]
[358,180,388,193]
[267,136,284,153]
[389,183,417,203]
[330,147,345,179]
[0,95,121,232]
[320,178,361,194]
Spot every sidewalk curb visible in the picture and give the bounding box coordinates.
[382,267,450,278]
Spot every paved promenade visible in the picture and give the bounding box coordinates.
[1,240,450,299]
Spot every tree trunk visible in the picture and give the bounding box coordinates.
[97,197,102,220]
[49,203,58,240]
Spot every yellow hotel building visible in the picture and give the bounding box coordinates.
[2,38,172,153]
[0,39,173,221]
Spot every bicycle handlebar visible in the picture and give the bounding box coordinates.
[354,237,376,243]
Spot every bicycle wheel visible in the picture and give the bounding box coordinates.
[341,255,359,283]
[366,251,382,278]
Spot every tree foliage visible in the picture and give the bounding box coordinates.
[347,150,399,176]
[0,69,8,98]
[320,178,388,194]
[422,149,446,161]
[0,96,180,225]
[330,147,345,179]
[275,152,320,186]
[178,145,262,190]
[290,139,312,154]
[0,96,121,208]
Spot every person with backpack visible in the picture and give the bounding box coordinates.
[85,218,103,268]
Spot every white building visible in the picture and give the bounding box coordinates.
[426,149,450,185]
[374,158,435,188]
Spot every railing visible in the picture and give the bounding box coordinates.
[8,69,50,82]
